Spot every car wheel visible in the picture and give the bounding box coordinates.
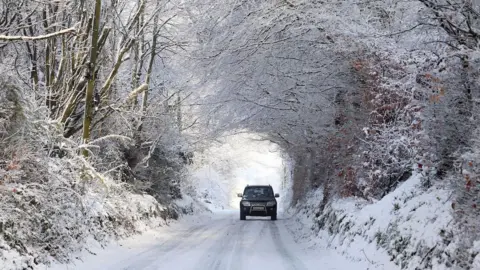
[271,212,277,221]
[240,211,246,220]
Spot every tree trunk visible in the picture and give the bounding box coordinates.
[82,0,102,157]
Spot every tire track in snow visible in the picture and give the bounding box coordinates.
[202,220,248,270]
[114,223,209,270]
[213,222,247,270]
[243,219,269,258]
[226,218,250,270]
[269,221,309,270]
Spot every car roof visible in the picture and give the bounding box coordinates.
[244,185,272,188]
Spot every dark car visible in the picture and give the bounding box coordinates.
[237,185,279,220]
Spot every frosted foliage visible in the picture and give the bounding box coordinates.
[1,0,480,269]
[0,82,169,269]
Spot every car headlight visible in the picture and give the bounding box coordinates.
[242,201,251,206]
[266,201,276,206]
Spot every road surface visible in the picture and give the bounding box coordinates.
[110,210,309,270]
[52,210,362,270]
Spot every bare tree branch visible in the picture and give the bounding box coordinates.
[0,26,77,42]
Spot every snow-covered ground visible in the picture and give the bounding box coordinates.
[49,210,368,270]
[22,136,475,270]
[43,171,476,270]
[286,173,480,270]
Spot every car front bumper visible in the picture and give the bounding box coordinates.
[241,205,276,216]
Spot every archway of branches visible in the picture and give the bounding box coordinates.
[179,0,357,210]
[188,132,292,210]
[179,0,446,208]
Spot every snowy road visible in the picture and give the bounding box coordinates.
[52,210,367,270]
[109,211,309,270]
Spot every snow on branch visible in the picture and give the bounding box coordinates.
[88,134,134,145]
[126,83,149,103]
[0,27,77,42]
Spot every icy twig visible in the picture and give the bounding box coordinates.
[361,249,373,265]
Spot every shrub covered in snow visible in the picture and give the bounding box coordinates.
[0,79,185,269]
[450,127,480,250]
[288,174,480,270]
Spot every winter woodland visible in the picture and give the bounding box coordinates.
[0,0,479,269]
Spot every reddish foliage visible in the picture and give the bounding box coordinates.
[6,161,19,171]
[339,167,358,198]
[352,60,365,71]
[5,152,21,171]
[466,181,472,192]
[320,54,418,201]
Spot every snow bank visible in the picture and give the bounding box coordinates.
[287,173,480,269]
[0,155,181,270]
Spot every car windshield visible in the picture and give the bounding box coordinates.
[243,187,274,198]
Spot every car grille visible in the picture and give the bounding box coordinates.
[250,202,266,206]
